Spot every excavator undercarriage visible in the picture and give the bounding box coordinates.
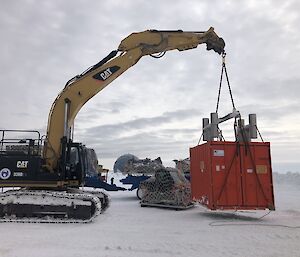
[0,189,106,223]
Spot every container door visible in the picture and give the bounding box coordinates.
[241,143,275,209]
[211,142,243,209]
[190,143,212,208]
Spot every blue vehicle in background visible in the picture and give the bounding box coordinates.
[113,154,164,198]
[119,174,151,198]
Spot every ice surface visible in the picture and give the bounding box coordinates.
[0,172,300,257]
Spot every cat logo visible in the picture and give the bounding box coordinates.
[100,68,113,80]
[17,160,29,169]
[93,66,120,81]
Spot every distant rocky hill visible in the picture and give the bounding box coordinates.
[273,172,300,186]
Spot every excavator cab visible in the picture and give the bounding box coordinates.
[64,143,85,184]
[58,139,85,186]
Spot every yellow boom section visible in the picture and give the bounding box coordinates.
[43,27,225,171]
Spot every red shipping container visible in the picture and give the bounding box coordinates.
[190,141,275,210]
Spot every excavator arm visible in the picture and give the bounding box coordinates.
[43,27,225,171]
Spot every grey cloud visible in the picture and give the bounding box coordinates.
[77,100,127,122]
[238,102,300,125]
[79,130,195,163]
[79,108,202,139]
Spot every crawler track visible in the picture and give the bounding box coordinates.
[0,189,108,223]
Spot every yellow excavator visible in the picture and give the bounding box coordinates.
[0,27,225,223]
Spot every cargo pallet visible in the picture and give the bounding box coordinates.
[140,202,194,210]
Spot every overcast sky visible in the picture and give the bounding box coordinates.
[0,0,299,172]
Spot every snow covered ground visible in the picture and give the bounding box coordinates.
[1,173,300,257]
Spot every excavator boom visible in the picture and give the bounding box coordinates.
[118,27,224,54]
[44,27,225,171]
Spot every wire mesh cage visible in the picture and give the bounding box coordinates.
[139,167,192,208]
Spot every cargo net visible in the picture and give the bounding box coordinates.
[140,167,192,208]
[173,158,190,177]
